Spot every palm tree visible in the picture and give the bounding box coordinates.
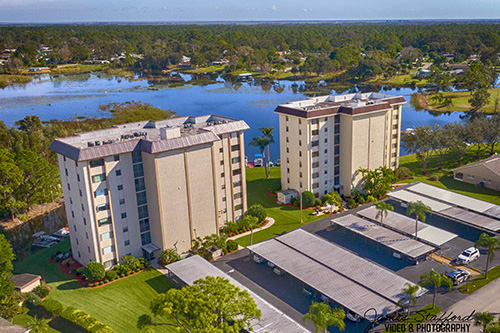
[259,127,274,179]
[249,136,269,178]
[374,201,394,226]
[27,315,50,333]
[303,302,345,333]
[245,216,260,246]
[419,269,453,309]
[399,283,419,326]
[474,233,500,279]
[406,201,432,239]
[475,312,495,332]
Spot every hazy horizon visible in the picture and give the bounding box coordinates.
[1,0,499,24]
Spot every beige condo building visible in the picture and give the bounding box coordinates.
[50,115,248,267]
[275,92,406,197]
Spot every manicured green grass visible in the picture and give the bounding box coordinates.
[368,74,428,87]
[13,240,176,332]
[236,167,324,247]
[422,87,500,113]
[458,264,500,294]
[381,305,441,333]
[398,147,500,205]
[181,65,225,73]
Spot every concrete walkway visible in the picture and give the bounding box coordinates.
[228,217,275,240]
[444,277,500,332]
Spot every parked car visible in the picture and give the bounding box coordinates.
[346,310,362,322]
[445,269,471,285]
[302,287,313,297]
[457,247,480,264]
[320,294,331,303]
[273,267,284,276]
[267,261,276,268]
[253,255,265,264]
[400,202,407,208]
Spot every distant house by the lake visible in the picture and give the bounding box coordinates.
[453,155,500,191]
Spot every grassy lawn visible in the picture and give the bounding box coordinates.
[381,305,441,333]
[368,74,428,87]
[418,87,500,114]
[181,65,225,73]
[13,240,176,333]
[236,167,324,247]
[0,74,32,88]
[458,264,500,294]
[398,147,500,206]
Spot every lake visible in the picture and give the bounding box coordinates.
[0,72,469,161]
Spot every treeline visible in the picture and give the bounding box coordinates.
[1,24,500,75]
[0,102,175,220]
[401,114,500,174]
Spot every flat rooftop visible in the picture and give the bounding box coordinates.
[165,255,309,333]
[248,229,420,320]
[274,92,406,118]
[49,114,249,161]
[332,214,436,260]
[358,206,458,246]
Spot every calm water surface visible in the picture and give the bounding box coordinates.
[0,73,468,160]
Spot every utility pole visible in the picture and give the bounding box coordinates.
[300,189,303,224]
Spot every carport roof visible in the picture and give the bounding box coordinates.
[165,255,309,333]
[439,206,500,232]
[406,182,495,214]
[358,206,458,246]
[248,233,399,320]
[332,214,436,260]
[388,190,452,212]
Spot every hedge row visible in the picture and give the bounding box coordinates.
[61,306,117,333]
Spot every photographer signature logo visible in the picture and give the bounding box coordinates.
[362,308,475,332]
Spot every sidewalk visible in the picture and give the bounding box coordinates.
[228,217,275,241]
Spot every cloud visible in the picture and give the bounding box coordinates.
[271,4,277,11]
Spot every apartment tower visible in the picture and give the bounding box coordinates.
[275,92,405,197]
[50,115,248,267]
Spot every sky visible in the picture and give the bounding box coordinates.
[1,0,500,23]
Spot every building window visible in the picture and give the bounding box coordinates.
[230,132,238,139]
[140,219,150,233]
[467,174,474,179]
[132,151,142,164]
[299,161,302,168]
[312,119,319,125]
[324,138,328,143]
[286,126,289,132]
[67,184,71,191]
[232,157,240,164]
[117,185,123,191]
[135,177,146,192]
[392,143,397,149]
[133,164,144,178]
[312,129,319,135]
[312,162,319,168]
[392,153,397,158]
[222,197,226,202]
[88,246,91,253]
[94,189,107,197]
[136,192,147,206]
[77,174,80,182]
[299,129,302,135]
[324,127,328,132]
[299,119,302,124]
[233,181,241,187]
[299,151,302,157]
[299,140,302,146]
[98,217,111,226]
[83,218,86,225]
[287,158,290,164]
[123,226,128,233]
[312,172,319,179]
[324,159,328,164]
[141,232,152,245]
[300,182,303,188]
[335,124,340,133]
[334,135,340,145]
[114,155,120,161]
[231,144,240,152]
[78,251,81,258]
[121,213,127,219]
[393,125,398,130]
[455,173,463,180]
[232,169,241,176]
[222,184,226,190]
[324,149,328,154]
[287,168,290,173]
[71,211,74,218]
[102,246,114,255]
[286,116,289,121]
[100,232,113,241]
[92,173,106,183]
[311,141,318,147]
[334,146,340,155]
[79,189,82,197]
[287,177,290,183]
[65,168,68,176]
[138,206,149,219]
[81,204,85,211]
[70,197,73,205]
[391,162,396,167]
[96,203,109,212]
[74,225,77,232]
[221,172,225,178]
[234,192,242,200]
[124,240,130,246]
[286,137,289,143]
[394,114,399,120]
[334,176,340,185]
[324,170,328,174]
[104,259,117,269]
[90,159,104,168]
[312,151,319,157]
[334,166,340,175]
[286,147,289,153]
[235,204,243,211]
[312,183,319,189]
[119,198,125,205]
[392,134,398,139]
[116,170,122,176]
[335,115,340,124]
[300,172,303,178]
[220,160,224,166]
[334,156,340,165]
[76,238,79,245]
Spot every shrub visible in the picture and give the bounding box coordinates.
[301,191,315,207]
[290,198,297,205]
[138,257,149,269]
[83,262,105,282]
[314,198,322,207]
[121,255,141,272]
[429,174,439,181]
[104,279,109,284]
[293,200,299,207]
[41,299,64,317]
[247,203,267,222]
[105,270,117,281]
[158,248,180,266]
[61,306,117,333]
[120,274,125,278]
[347,198,358,209]
[33,285,50,299]
[366,195,377,203]
[357,196,366,204]
[225,239,238,253]
[99,281,104,285]
[395,166,412,180]
[125,271,130,276]
[24,292,41,306]
[197,247,213,261]
[322,192,342,206]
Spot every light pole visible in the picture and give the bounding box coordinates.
[300,189,303,224]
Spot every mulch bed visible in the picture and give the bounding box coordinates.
[49,257,86,287]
